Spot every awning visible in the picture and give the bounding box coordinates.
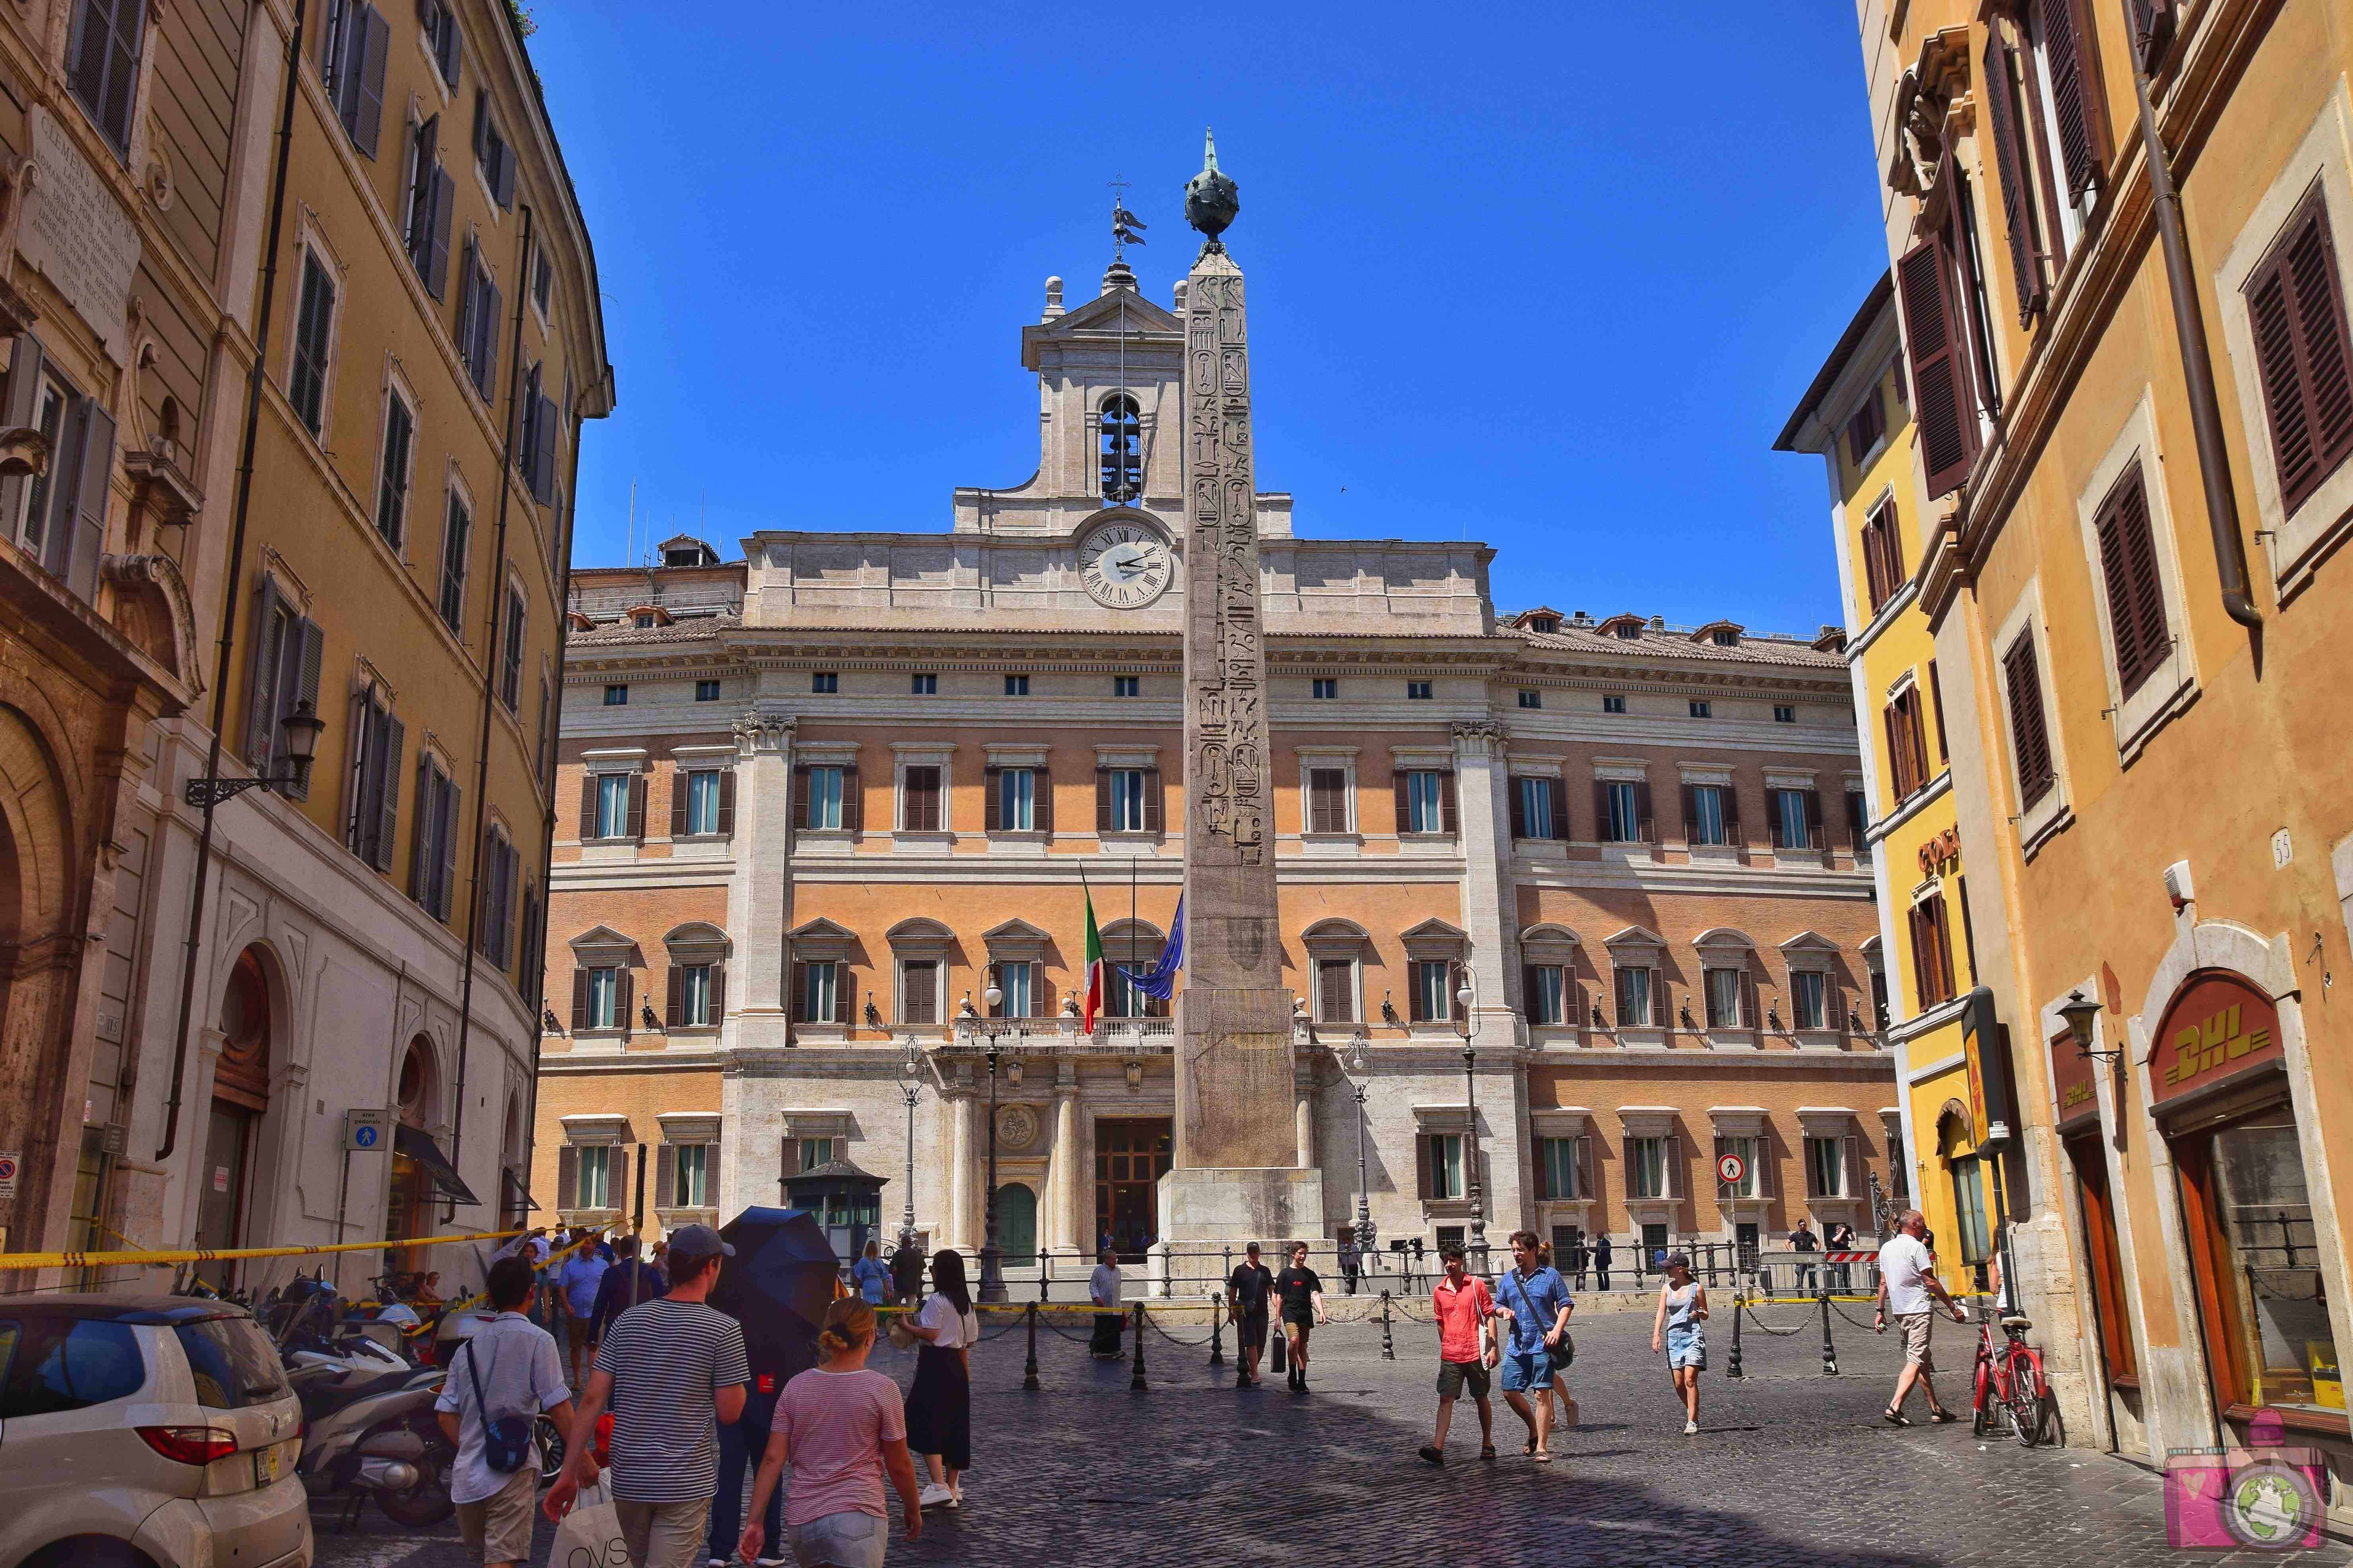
[394,1124,481,1206]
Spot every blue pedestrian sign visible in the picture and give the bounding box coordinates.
[343,1108,394,1152]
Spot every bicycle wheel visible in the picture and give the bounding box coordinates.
[1971,1353,1993,1438]
[2006,1346,2043,1447]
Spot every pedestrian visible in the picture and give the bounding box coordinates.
[1338,1234,1361,1297]
[545,1224,750,1568]
[1874,1208,1969,1426]
[1825,1218,1856,1292]
[1417,1245,1497,1466]
[1790,1216,1820,1294]
[1088,1246,1124,1359]
[1099,1227,1117,1262]
[554,1239,609,1388]
[434,1256,575,1568]
[588,1234,666,1346]
[1226,1242,1274,1389]
[737,1299,924,1568]
[1493,1230,1573,1461]
[902,1249,979,1511]
[707,1244,799,1568]
[1272,1242,1328,1392]
[889,1237,925,1309]
[855,1239,891,1306]
[1566,1234,1589,1292]
[1592,1233,1613,1292]
[1649,1251,1708,1435]
[649,1240,671,1288]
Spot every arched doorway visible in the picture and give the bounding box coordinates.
[997,1182,1037,1267]
[195,947,272,1290]
[386,1036,439,1276]
[1936,1101,1992,1286]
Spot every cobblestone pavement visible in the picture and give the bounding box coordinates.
[314,1299,2347,1567]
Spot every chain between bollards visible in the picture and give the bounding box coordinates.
[1208,1291,1224,1366]
[1819,1284,1839,1376]
[1023,1301,1041,1390]
[1727,1282,1745,1380]
[1130,1299,1148,1390]
[1378,1290,1395,1361]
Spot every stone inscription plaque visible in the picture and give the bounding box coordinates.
[22,110,139,365]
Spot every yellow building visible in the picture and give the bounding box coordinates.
[1832,0,2353,1516]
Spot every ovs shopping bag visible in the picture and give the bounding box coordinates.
[550,1481,631,1567]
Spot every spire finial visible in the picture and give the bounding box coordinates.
[1202,126,1219,173]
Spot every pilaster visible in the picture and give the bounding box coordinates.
[1452,719,1519,1049]
[725,706,793,1048]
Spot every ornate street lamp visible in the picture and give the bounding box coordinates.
[2058,990,2117,1063]
[967,987,1009,1303]
[1457,964,1487,1276]
[1338,1032,1376,1266]
[182,702,326,806]
[897,1034,924,1249]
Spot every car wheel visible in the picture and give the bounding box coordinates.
[23,1539,156,1568]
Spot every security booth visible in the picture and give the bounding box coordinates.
[780,1158,886,1265]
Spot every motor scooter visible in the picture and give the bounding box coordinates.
[269,1276,455,1529]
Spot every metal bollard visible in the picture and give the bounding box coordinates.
[1023,1302,1041,1391]
[1208,1292,1224,1366]
[1819,1285,1838,1376]
[1727,1288,1744,1380]
[1040,1251,1051,1305]
[1130,1300,1148,1390]
[1379,1291,1396,1361]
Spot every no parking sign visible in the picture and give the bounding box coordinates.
[0,1151,18,1201]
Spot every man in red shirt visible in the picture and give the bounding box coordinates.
[1419,1245,1498,1465]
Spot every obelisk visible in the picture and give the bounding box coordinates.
[1161,132,1325,1246]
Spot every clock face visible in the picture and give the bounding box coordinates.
[1078,523,1173,610]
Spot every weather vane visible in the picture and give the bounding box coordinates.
[1111,177,1147,261]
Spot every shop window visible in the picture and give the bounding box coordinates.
[2180,1108,2339,1415]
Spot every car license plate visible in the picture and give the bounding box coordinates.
[254,1442,281,1487]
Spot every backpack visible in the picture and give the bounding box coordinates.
[461,1332,535,1475]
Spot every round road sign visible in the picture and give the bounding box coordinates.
[1716,1151,1746,1185]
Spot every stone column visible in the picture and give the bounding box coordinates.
[725,707,795,1049]
[946,1088,974,1251]
[1049,1076,1079,1256]
[1294,1082,1315,1169]
[1453,720,1518,1050]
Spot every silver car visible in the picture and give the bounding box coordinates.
[0,1294,311,1568]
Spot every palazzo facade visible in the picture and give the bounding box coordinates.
[535,262,1894,1272]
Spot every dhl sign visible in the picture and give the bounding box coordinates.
[2151,972,2283,1111]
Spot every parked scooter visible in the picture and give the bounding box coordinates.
[267,1276,456,1528]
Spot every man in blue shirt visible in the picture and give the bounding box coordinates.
[1492,1230,1574,1462]
[588,1235,667,1345]
[554,1236,609,1387]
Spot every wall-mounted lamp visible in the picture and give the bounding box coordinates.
[2059,989,2117,1064]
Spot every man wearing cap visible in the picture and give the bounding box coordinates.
[1226,1243,1274,1389]
[545,1224,751,1568]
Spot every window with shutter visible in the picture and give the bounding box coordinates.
[1307,767,1349,834]
[1317,960,1354,1023]
[2035,0,2109,203]
[1844,387,1885,468]
[437,492,471,632]
[2244,184,2353,516]
[1983,24,2049,325]
[67,0,146,155]
[289,252,337,435]
[1860,496,1903,611]
[2002,634,2056,808]
[902,766,942,832]
[2092,462,2171,696]
[900,960,938,1025]
[1898,214,1980,499]
[376,390,414,546]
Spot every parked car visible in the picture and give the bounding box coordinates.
[0,1294,310,1568]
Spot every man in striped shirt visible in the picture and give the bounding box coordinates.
[545,1224,750,1568]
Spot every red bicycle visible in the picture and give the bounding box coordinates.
[1970,1303,2048,1446]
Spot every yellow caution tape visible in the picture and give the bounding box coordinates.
[0,1226,532,1272]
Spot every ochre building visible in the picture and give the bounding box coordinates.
[536,261,1891,1280]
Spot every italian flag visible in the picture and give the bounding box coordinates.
[1082,887,1106,1032]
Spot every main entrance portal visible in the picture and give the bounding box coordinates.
[1095,1119,1171,1262]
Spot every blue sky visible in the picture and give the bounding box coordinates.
[527,6,1886,635]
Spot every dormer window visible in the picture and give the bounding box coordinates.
[1712,630,1737,647]
[1100,393,1142,502]
[1527,615,1560,634]
[1616,623,1640,640]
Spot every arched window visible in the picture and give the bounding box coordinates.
[1099,394,1141,502]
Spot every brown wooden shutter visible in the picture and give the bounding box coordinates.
[1621,1136,1638,1197]
[618,969,634,1031]
[1035,768,1053,835]
[1634,780,1655,843]
[2003,636,2056,807]
[2097,465,2171,696]
[1591,779,1610,841]
[578,772,597,839]
[556,1145,576,1209]
[1319,960,1352,1023]
[1415,1133,1433,1200]
[670,769,689,837]
[1741,963,1760,1035]
[1664,1134,1684,1200]
[1768,790,1788,850]
[655,1145,675,1208]
[665,965,683,1028]
[1907,906,1931,1012]
[1613,965,1632,1027]
[709,965,727,1026]
[1721,780,1742,844]
[1680,783,1699,843]
[608,1145,629,1214]
[717,770,736,836]
[1803,788,1823,840]
[984,766,1002,831]
[1027,961,1044,1018]
[1142,769,1163,832]
[1883,707,1911,798]
[836,973,854,1025]
[625,774,646,840]
[1393,769,1411,833]
[1536,1137,1554,1201]
[1756,1133,1775,1198]
[1521,965,1542,1024]
[1898,231,1975,499]
[1652,968,1669,1033]
[436,776,460,921]
[570,967,589,1031]
[1805,1135,1824,1198]
[1439,771,1458,834]
[2042,0,2109,201]
[790,962,808,1022]
[1846,790,1869,849]
[1982,26,2045,325]
[791,765,811,829]
[782,1136,802,1179]
[1095,767,1113,833]
[1928,661,1949,761]
[1828,983,1845,1033]
[1506,776,1527,838]
[841,764,862,831]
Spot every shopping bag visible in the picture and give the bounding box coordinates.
[549,1480,631,1567]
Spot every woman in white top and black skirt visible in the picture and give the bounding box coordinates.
[903,1249,979,1510]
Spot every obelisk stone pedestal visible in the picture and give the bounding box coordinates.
[1158,136,1324,1249]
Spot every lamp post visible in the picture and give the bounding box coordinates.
[967,987,1009,1303]
[1457,964,1487,1276]
[182,702,326,806]
[897,1034,923,1249]
[1338,1031,1376,1267]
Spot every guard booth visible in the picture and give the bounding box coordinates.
[780,1158,886,1267]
